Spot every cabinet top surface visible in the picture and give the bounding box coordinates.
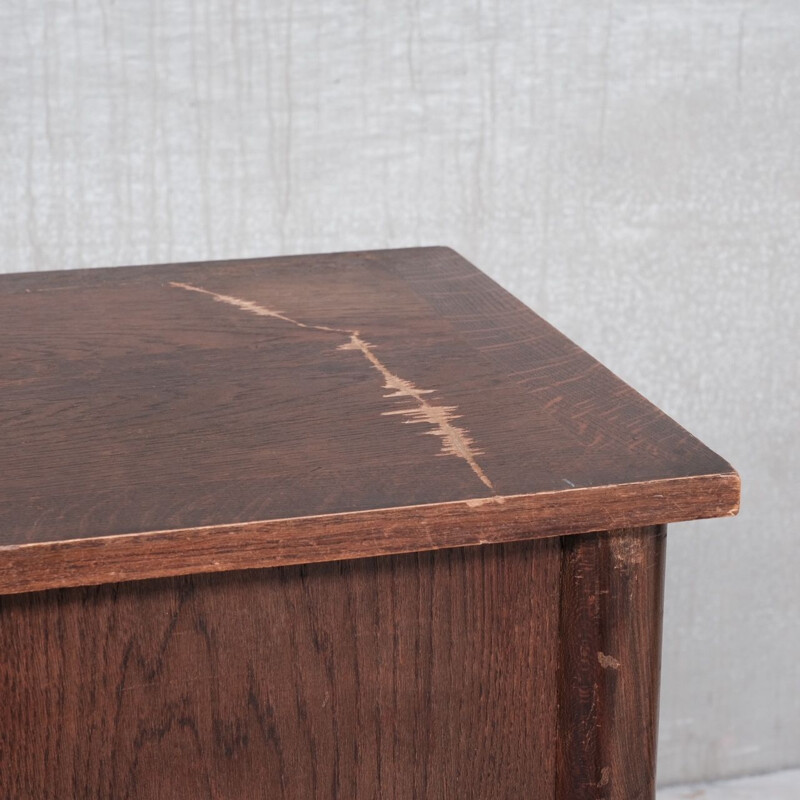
[0,247,738,593]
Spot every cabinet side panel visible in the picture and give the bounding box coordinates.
[0,538,561,799]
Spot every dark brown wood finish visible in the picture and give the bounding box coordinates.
[1,537,564,800]
[557,525,666,800]
[1,252,736,798]
[0,475,730,596]
[0,247,738,593]
[0,528,671,799]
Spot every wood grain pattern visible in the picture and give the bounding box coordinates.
[0,537,563,800]
[0,2,788,784]
[557,526,666,800]
[0,474,733,596]
[0,247,738,593]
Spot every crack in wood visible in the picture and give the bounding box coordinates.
[170,281,495,492]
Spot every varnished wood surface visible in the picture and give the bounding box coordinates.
[0,247,738,592]
[557,526,666,800]
[0,475,732,596]
[0,538,563,800]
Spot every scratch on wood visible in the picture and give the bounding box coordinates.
[339,333,494,491]
[609,532,645,568]
[465,496,506,508]
[597,651,621,670]
[169,281,495,492]
[169,281,348,333]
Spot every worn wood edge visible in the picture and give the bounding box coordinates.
[0,472,738,595]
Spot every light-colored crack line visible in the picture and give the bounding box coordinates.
[170,281,495,492]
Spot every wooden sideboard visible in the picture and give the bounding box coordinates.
[0,247,738,799]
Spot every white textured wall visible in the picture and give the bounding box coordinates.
[1,0,798,785]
